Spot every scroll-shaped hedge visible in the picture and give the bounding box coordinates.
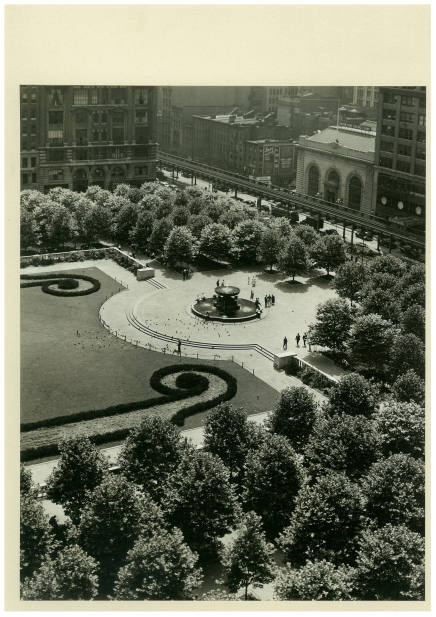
[20,364,238,461]
[20,273,101,297]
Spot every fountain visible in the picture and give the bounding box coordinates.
[192,285,260,323]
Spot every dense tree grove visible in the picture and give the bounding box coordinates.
[20,182,425,601]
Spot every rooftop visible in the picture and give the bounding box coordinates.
[306,125,375,153]
[194,113,262,126]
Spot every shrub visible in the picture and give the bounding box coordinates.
[175,371,206,389]
[58,278,79,290]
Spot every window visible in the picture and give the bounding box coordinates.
[380,140,394,153]
[384,93,398,104]
[416,148,425,160]
[75,110,87,124]
[101,112,108,123]
[92,129,99,142]
[418,114,425,126]
[134,166,147,175]
[415,165,425,177]
[396,160,410,173]
[22,173,28,184]
[379,156,392,168]
[76,148,88,161]
[47,149,65,162]
[22,158,28,168]
[48,111,63,125]
[22,92,28,102]
[112,112,124,124]
[400,112,414,122]
[401,95,416,106]
[48,129,64,143]
[21,110,28,121]
[135,126,147,143]
[307,165,320,196]
[382,109,396,120]
[111,88,127,105]
[381,124,395,136]
[135,88,148,105]
[73,88,88,105]
[399,128,413,140]
[135,110,147,124]
[30,106,37,120]
[76,129,88,145]
[90,88,98,104]
[112,127,124,143]
[348,176,362,210]
[32,173,36,183]
[31,93,36,102]
[31,157,36,167]
[48,169,64,181]
[48,88,63,106]
[417,131,425,143]
[397,143,411,156]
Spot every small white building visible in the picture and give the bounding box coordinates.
[295,125,376,215]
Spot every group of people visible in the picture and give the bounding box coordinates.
[264,293,275,307]
[283,332,310,351]
[216,279,226,288]
[182,268,191,281]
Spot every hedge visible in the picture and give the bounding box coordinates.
[20,273,101,297]
[21,364,237,437]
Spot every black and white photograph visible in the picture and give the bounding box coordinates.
[5,3,430,611]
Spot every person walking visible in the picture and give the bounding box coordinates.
[264,295,268,308]
[250,289,254,300]
[177,339,182,355]
[283,336,288,350]
[303,332,307,347]
[271,293,275,306]
[216,279,220,288]
[296,333,301,347]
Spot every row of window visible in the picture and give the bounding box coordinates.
[21,157,37,168]
[21,172,37,184]
[72,87,148,106]
[379,156,425,176]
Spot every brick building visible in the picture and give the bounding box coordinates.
[192,113,291,172]
[296,125,376,215]
[20,86,158,192]
[244,139,297,186]
[373,87,426,229]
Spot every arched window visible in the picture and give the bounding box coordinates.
[308,165,320,196]
[325,170,340,202]
[348,176,362,210]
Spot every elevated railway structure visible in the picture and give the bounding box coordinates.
[158,151,425,252]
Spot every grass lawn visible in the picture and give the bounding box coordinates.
[21,266,279,428]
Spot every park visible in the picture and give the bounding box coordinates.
[20,181,426,602]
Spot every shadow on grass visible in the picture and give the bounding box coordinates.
[275,279,310,294]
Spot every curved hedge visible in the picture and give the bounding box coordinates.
[20,273,101,297]
[20,364,238,460]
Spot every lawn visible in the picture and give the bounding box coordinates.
[21,266,279,429]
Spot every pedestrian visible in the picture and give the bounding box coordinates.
[296,332,301,347]
[216,279,220,288]
[303,332,307,347]
[283,336,288,350]
[264,295,268,308]
[272,293,275,306]
[177,339,182,355]
[250,289,254,300]
[308,337,312,352]
[222,280,225,286]
[248,275,250,285]
[252,276,256,287]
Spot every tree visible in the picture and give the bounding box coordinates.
[242,433,305,539]
[187,213,213,238]
[279,472,365,566]
[389,332,425,379]
[354,524,425,600]
[46,436,109,524]
[293,224,319,249]
[268,386,318,451]
[275,561,356,601]
[221,512,275,601]
[20,494,53,582]
[149,217,173,255]
[348,313,397,376]
[304,414,380,480]
[391,370,425,406]
[199,223,234,262]
[77,475,166,593]
[373,400,424,458]
[84,201,111,243]
[401,282,425,311]
[369,254,407,278]
[113,201,138,243]
[308,298,354,351]
[113,529,202,600]
[278,234,308,282]
[118,416,187,502]
[259,227,282,271]
[361,454,424,534]
[334,261,369,304]
[328,373,379,418]
[271,216,293,239]
[232,220,266,264]
[313,234,346,276]
[401,304,425,341]
[164,451,238,552]
[359,288,402,324]
[219,208,246,230]
[203,404,259,484]
[172,206,190,226]
[20,208,39,250]
[204,201,223,222]
[47,202,75,248]
[20,464,35,497]
[21,545,99,600]
[129,210,154,252]
[163,225,197,267]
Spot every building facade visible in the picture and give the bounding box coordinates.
[353,86,379,108]
[20,86,158,192]
[248,87,299,114]
[244,139,297,186]
[192,113,292,172]
[373,87,426,229]
[296,125,376,215]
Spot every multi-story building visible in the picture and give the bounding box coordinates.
[244,139,297,187]
[20,85,158,192]
[373,87,426,229]
[20,86,40,190]
[353,86,379,109]
[192,113,292,172]
[248,87,299,114]
[295,125,376,215]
